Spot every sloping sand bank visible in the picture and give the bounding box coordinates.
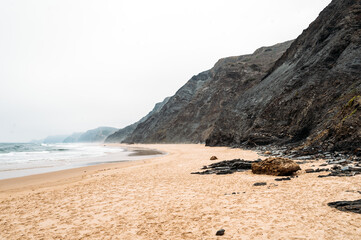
[0,144,360,239]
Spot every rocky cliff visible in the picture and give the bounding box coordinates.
[124,41,293,143]
[206,0,361,155]
[123,0,360,155]
[105,97,170,142]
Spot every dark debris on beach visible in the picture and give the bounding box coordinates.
[256,146,361,178]
[328,199,361,214]
[191,159,260,175]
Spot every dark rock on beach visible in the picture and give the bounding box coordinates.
[253,182,267,186]
[191,159,259,175]
[305,168,329,173]
[251,157,301,176]
[216,229,225,236]
[328,199,361,214]
[275,177,291,181]
[206,0,361,156]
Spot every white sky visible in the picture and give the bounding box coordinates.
[0,0,332,142]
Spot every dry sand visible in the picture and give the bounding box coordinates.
[0,144,360,239]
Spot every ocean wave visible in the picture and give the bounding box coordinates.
[0,143,128,179]
[0,143,124,162]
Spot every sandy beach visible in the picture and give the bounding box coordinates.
[1,144,360,239]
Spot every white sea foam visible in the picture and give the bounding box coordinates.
[0,143,128,180]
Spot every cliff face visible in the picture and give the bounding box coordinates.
[122,0,360,155]
[124,41,293,143]
[105,97,170,143]
[206,0,361,154]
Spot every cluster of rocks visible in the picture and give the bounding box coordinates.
[191,159,259,175]
[256,146,361,163]
[194,152,361,178]
[305,168,329,173]
[328,199,361,214]
[319,164,361,177]
[224,192,243,195]
[253,177,295,185]
[192,157,302,176]
[300,159,361,178]
[255,146,361,178]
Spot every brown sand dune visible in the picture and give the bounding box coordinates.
[0,144,360,239]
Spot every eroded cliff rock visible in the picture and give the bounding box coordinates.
[121,0,360,155]
[206,0,361,154]
[124,41,293,143]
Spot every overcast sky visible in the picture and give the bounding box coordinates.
[0,0,332,142]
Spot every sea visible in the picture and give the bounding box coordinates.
[0,142,141,180]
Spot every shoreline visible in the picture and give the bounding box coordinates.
[0,144,164,196]
[0,143,164,179]
[1,144,360,239]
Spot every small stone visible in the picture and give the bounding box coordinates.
[275,177,291,181]
[264,151,272,155]
[216,229,225,236]
[253,182,267,186]
[305,169,314,173]
[210,156,218,160]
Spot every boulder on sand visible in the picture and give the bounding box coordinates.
[252,157,301,176]
[210,156,218,160]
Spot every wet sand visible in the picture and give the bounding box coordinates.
[0,144,360,239]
